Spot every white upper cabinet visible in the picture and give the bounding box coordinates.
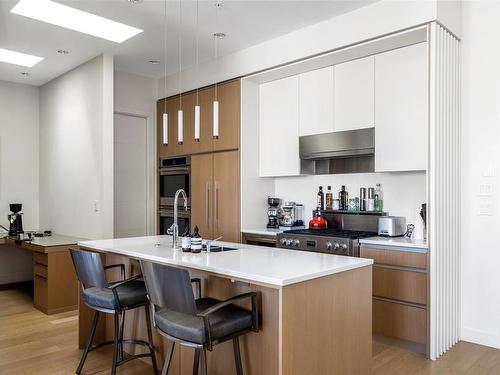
[334,55,375,131]
[374,42,428,172]
[298,66,334,136]
[259,76,300,177]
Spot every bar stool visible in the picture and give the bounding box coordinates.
[139,261,259,375]
[70,248,159,375]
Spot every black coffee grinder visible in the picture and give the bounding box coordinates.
[8,203,24,237]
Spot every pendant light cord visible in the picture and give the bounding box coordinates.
[163,0,167,114]
[214,1,219,100]
[196,0,199,104]
[178,0,182,109]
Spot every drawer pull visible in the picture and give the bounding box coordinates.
[35,262,48,268]
[34,274,48,281]
[374,264,427,273]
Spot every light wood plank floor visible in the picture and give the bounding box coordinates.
[1,286,500,374]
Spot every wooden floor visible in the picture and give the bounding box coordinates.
[1,286,500,375]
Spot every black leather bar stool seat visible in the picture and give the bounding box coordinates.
[70,248,159,375]
[140,261,259,375]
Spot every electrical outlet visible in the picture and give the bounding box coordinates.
[478,197,493,216]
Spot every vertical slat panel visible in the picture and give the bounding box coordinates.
[429,22,460,360]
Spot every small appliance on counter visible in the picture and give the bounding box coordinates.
[378,216,406,237]
[266,197,282,229]
[8,203,24,237]
[279,202,304,228]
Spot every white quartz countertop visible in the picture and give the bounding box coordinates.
[29,234,86,247]
[78,235,373,287]
[359,236,428,251]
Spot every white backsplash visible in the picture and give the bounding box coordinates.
[274,171,427,225]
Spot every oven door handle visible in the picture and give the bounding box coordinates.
[159,167,190,175]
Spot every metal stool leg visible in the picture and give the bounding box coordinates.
[193,349,200,375]
[161,341,175,375]
[111,313,120,375]
[145,305,160,375]
[200,349,208,375]
[233,337,243,375]
[76,310,99,374]
[119,311,125,360]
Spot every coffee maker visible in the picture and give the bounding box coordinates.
[266,197,282,229]
[279,202,304,228]
[8,203,24,237]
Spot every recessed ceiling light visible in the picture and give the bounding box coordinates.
[57,49,69,55]
[0,48,44,67]
[20,72,31,76]
[11,0,143,43]
[127,0,143,3]
[213,32,227,39]
[148,60,160,65]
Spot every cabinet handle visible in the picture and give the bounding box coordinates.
[205,181,210,227]
[214,181,219,229]
[34,274,48,281]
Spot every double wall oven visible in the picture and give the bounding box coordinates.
[158,156,190,235]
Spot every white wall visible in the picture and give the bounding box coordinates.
[0,80,39,283]
[39,55,114,240]
[460,1,500,349]
[274,172,426,227]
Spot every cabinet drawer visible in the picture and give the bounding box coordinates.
[373,266,426,305]
[34,274,48,312]
[33,252,48,266]
[34,263,48,279]
[373,298,426,344]
[360,246,426,269]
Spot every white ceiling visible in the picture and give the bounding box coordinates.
[0,0,376,86]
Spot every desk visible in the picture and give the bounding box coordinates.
[0,235,83,314]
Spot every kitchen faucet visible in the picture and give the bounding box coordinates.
[167,189,188,249]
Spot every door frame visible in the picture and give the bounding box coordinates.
[114,107,156,236]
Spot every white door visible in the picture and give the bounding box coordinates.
[334,55,375,131]
[374,42,428,172]
[114,113,148,238]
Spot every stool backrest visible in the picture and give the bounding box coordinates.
[69,248,108,289]
[140,260,196,314]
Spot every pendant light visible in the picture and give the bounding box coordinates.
[177,0,183,145]
[212,2,222,139]
[162,0,168,145]
[194,0,200,142]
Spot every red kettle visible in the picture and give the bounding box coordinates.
[309,212,327,230]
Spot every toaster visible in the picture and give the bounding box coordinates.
[378,216,406,237]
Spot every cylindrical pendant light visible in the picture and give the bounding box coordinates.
[163,113,168,145]
[194,105,200,141]
[177,110,183,144]
[162,0,168,146]
[213,101,219,138]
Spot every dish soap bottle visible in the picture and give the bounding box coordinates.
[190,226,202,253]
[325,186,333,210]
[181,226,191,252]
[374,183,384,212]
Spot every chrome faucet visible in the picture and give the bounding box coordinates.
[167,189,188,249]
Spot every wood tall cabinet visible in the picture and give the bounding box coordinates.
[191,151,240,243]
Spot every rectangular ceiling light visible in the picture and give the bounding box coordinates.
[11,0,143,43]
[0,48,43,67]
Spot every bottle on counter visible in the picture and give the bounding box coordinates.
[338,185,348,211]
[181,226,191,252]
[190,226,202,253]
[325,186,333,210]
[374,183,384,212]
[367,187,375,211]
[317,186,325,210]
[359,187,367,211]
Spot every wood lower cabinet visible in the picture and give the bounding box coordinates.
[191,150,240,242]
[360,245,428,351]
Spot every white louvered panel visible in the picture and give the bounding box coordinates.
[428,22,461,360]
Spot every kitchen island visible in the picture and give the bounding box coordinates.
[78,235,373,375]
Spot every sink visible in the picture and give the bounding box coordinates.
[201,244,238,252]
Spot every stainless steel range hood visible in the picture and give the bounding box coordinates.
[299,128,375,174]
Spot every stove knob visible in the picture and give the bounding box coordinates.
[326,242,333,250]
[280,238,287,246]
[340,244,348,252]
[285,239,293,246]
[292,239,300,247]
[333,243,340,250]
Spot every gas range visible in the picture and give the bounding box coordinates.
[277,228,377,256]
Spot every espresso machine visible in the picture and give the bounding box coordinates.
[266,197,282,229]
[8,203,24,237]
[279,202,305,229]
